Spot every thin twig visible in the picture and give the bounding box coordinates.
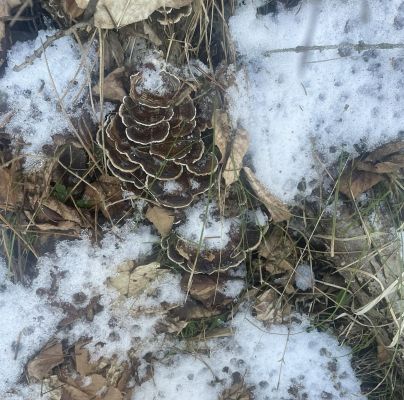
[263,41,404,57]
[12,22,91,72]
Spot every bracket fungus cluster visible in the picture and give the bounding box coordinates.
[163,202,267,274]
[97,65,218,208]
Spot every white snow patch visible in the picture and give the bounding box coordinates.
[139,66,168,95]
[219,279,245,298]
[295,263,315,291]
[163,180,183,193]
[0,260,62,395]
[176,201,236,250]
[0,223,163,397]
[227,0,404,203]
[132,309,365,400]
[0,30,95,167]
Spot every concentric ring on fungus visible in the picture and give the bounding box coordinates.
[97,64,218,208]
[162,202,268,274]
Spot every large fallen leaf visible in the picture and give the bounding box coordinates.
[145,206,174,237]
[92,0,193,29]
[243,166,291,222]
[339,139,404,198]
[223,129,249,187]
[27,341,64,380]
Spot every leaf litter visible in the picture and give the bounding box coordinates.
[1,0,403,398]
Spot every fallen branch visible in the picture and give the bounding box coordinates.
[263,41,404,57]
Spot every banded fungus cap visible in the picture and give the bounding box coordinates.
[163,201,268,274]
[97,63,218,209]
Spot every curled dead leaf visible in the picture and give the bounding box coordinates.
[243,167,291,222]
[223,129,249,187]
[145,206,174,237]
[339,139,404,198]
[27,341,64,381]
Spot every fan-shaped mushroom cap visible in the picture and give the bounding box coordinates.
[164,201,267,274]
[98,64,218,208]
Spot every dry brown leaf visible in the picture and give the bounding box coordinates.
[29,221,81,233]
[339,140,404,198]
[92,67,127,102]
[145,206,174,237]
[61,385,90,400]
[254,289,291,325]
[363,140,404,162]
[171,298,222,320]
[109,262,169,298]
[82,175,124,219]
[181,274,220,306]
[213,110,231,163]
[77,374,107,396]
[27,341,64,380]
[339,170,384,199]
[243,166,291,222]
[63,0,86,19]
[219,382,253,400]
[103,388,123,400]
[223,129,249,187]
[93,0,192,29]
[75,342,96,376]
[40,198,82,224]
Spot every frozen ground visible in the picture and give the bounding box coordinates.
[227,0,404,203]
[132,310,365,400]
[1,220,365,399]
